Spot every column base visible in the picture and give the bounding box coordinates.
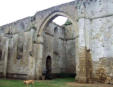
[77,76,87,83]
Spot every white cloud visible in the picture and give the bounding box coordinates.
[0,0,73,26]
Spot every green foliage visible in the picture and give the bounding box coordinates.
[64,20,72,26]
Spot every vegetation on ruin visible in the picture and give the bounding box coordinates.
[64,20,72,26]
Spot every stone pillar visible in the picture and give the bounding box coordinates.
[86,50,93,83]
[76,18,93,83]
[78,47,87,82]
[28,29,35,79]
[77,18,87,83]
[35,36,43,80]
[3,37,9,78]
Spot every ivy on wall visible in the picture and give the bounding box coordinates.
[64,20,72,26]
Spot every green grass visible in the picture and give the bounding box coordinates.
[0,78,75,87]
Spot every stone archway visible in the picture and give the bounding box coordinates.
[35,3,93,83]
[36,11,80,80]
[37,12,78,36]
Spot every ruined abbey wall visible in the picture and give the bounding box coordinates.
[0,17,35,78]
[76,0,113,78]
[0,20,76,79]
[1,0,113,83]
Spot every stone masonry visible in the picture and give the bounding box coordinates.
[0,0,113,83]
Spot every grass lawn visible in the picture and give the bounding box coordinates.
[0,78,75,87]
[1,78,113,87]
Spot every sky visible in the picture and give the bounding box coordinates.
[0,0,74,26]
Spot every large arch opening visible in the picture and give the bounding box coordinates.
[37,12,79,80]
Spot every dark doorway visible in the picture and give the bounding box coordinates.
[46,56,52,79]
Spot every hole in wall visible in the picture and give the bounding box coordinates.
[52,16,67,26]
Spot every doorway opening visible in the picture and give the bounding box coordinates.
[45,56,52,79]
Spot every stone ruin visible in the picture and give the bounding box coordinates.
[0,0,113,83]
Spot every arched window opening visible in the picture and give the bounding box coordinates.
[54,27,58,33]
[52,16,67,26]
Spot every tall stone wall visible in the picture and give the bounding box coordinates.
[76,0,113,79]
[0,17,36,79]
[0,1,78,80]
[0,21,76,79]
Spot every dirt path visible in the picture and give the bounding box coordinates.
[67,82,113,87]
